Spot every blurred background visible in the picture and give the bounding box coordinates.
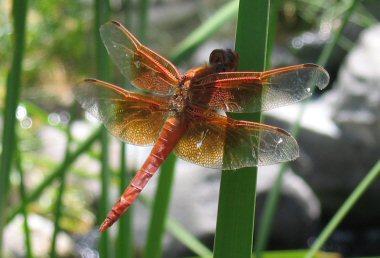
[1,0,380,257]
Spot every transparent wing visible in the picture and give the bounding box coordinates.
[100,20,182,95]
[74,78,170,145]
[189,64,329,112]
[174,105,299,169]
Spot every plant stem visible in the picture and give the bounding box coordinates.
[15,147,34,258]
[170,0,239,64]
[116,144,133,258]
[50,110,74,258]
[138,0,149,43]
[305,159,380,258]
[317,0,360,67]
[213,1,274,257]
[254,0,360,254]
[94,0,111,256]
[143,154,177,258]
[7,128,101,223]
[0,0,29,254]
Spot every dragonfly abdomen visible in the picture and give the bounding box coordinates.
[99,115,186,232]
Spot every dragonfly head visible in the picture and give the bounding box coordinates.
[209,49,239,72]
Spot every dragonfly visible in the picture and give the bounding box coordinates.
[74,20,329,232]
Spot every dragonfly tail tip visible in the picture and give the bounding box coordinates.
[99,217,113,232]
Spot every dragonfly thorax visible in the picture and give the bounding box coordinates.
[169,84,189,112]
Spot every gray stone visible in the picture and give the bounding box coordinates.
[267,24,380,227]
[4,214,74,257]
[126,148,321,256]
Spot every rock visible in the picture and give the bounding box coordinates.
[267,24,380,228]
[125,149,321,256]
[323,24,380,226]
[4,214,74,257]
[255,166,321,249]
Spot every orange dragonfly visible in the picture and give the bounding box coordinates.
[74,20,329,232]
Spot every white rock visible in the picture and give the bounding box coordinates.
[4,214,74,257]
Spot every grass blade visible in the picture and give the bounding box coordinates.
[7,128,101,223]
[116,143,134,258]
[213,1,274,257]
[254,164,287,257]
[138,3,180,257]
[166,216,213,257]
[170,0,238,64]
[94,0,111,257]
[255,0,360,254]
[305,160,380,258]
[317,0,360,67]
[115,10,135,253]
[15,146,34,258]
[138,0,149,43]
[143,154,177,258]
[139,195,212,257]
[0,0,29,253]
[49,110,75,258]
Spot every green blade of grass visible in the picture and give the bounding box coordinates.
[0,0,29,254]
[170,0,238,64]
[49,109,75,258]
[254,0,360,254]
[23,101,66,132]
[116,143,133,258]
[317,0,360,67]
[122,0,133,28]
[184,249,340,258]
[254,164,286,257]
[138,0,149,43]
[15,144,34,258]
[258,249,340,258]
[139,194,213,257]
[7,128,101,223]
[139,3,179,257]
[213,1,275,257]
[143,153,177,258]
[99,126,110,256]
[49,156,69,258]
[305,159,380,258]
[166,218,213,258]
[94,1,111,257]
[116,7,135,251]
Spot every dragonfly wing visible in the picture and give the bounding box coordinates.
[100,21,181,95]
[189,64,329,112]
[174,105,299,169]
[74,78,170,145]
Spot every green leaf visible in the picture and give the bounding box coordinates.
[94,0,111,257]
[170,0,238,64]
[255,0,360,255]
[305,160,380,258]
[143,154,177,258]
[0,0,29,254]
[213,1,276,258]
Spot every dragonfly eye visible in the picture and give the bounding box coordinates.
[209,49,225,65]
[209,49,239,72]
